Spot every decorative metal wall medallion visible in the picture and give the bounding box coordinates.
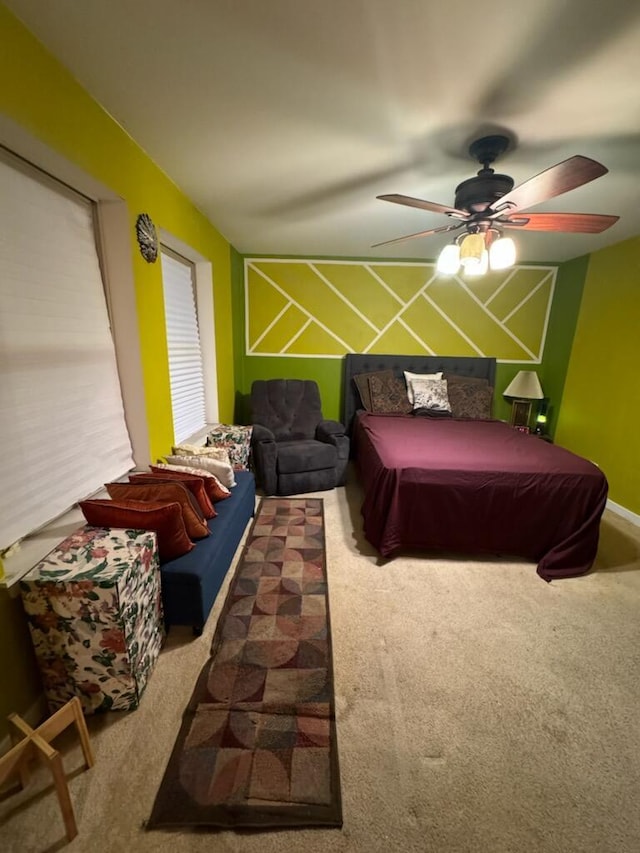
[136,213,158,263]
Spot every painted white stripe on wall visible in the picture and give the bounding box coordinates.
[244,258,557,361]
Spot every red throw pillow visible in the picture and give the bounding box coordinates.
[106,482,209,540]
[129,472,216,519]
[79,499,194,563]
[150,464,231,503]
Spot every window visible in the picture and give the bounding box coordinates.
[0,150,134,552]
[160,248,207,443]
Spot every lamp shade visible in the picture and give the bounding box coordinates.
[503,370,544,400]
[459,233,485,265]
[489,236,516,270]
[437,243,461,275]
[464,249,489,276]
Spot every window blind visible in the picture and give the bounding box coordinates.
[0,154,134,551]
[160,250,206,443]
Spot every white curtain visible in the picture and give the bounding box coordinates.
[0,154,134,551]
[161,250,206,443]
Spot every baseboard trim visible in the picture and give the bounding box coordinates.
[606,499,640,527]
[0,693,47,756]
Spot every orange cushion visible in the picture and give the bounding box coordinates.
[150,464,231,503]
[79,499,194,563]
[106,482,209,540]
[129,472,216,519]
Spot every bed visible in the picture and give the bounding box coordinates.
[342,354,608,581]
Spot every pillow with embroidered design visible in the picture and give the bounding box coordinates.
[368,374,412,415]
[403,370,444,404]
[163,454,236,488]
[151,463,231,502]
[171,444,231,464]
[410,378,451,413]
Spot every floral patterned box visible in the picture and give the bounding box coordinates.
[206,423,252,470]
[20,526,165,715]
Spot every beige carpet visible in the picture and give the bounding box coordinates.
[2,468,640,852]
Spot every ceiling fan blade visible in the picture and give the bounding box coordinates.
[372,222,464,248]
[377,194,468,219]
[501,211,619,233]
[489,156,609,215]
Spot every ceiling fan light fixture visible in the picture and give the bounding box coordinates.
[436,242,461,275]
[489,236,516,270]
[459,232,486,264]
[463,249,489,276]
[375,136,617,275]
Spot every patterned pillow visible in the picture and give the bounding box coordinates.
[368,374,412,414]
[353,369,394,411]
[106,481,210,540]
[448,382,494,419]
[79,499,194,563]
[205,424,252,470]
[129,472,216,519]
[404,370,443,404]
[411,378,451,413]
[164,454,236,488]
[172,444,231,464]
[444,373,489,387]
[151,463,231,502]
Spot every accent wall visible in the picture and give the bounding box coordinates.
[234,252,589,429]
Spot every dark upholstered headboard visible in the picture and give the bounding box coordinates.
[342,353,497,433]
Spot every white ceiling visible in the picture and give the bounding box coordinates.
[6,0,640,263]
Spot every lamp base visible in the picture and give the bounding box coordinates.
[510,399,532,428]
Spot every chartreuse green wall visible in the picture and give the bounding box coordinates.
[233,251,589,432]
[0,7,235,456]
[0,8,234,735]
[556,236,640,515]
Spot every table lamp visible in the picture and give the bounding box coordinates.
[503,370,544,428]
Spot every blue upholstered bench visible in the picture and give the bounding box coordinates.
[159,470,256,635]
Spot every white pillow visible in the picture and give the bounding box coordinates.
[164,455,236,488]
[404,370,444,404]
[411,378,451,412]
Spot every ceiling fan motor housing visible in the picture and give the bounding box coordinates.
[454,173,515,214]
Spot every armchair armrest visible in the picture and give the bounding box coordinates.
[251,423,276,443]
[316,420,350,486]
[316,419,347,440]
[250,423,277,494]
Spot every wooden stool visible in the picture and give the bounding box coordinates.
[0,696,94,842]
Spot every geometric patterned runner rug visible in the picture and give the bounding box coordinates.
[147,497,343,830]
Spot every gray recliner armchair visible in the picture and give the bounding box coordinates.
[250,379,349,495]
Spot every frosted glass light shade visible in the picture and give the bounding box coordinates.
[459,233,485,263]
[463,249,488,276]
[437,243,461,274]
[503,370,544,400]
[489,236,516,270]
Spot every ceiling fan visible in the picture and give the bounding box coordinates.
[372,134,619,274]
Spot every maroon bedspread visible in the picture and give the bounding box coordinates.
[354,413,608,581]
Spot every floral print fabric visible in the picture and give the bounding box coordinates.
[20,526,164,714]
[206,423,253,470]
[411,378,452,413]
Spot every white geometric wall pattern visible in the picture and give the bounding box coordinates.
[245,258,556,362]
